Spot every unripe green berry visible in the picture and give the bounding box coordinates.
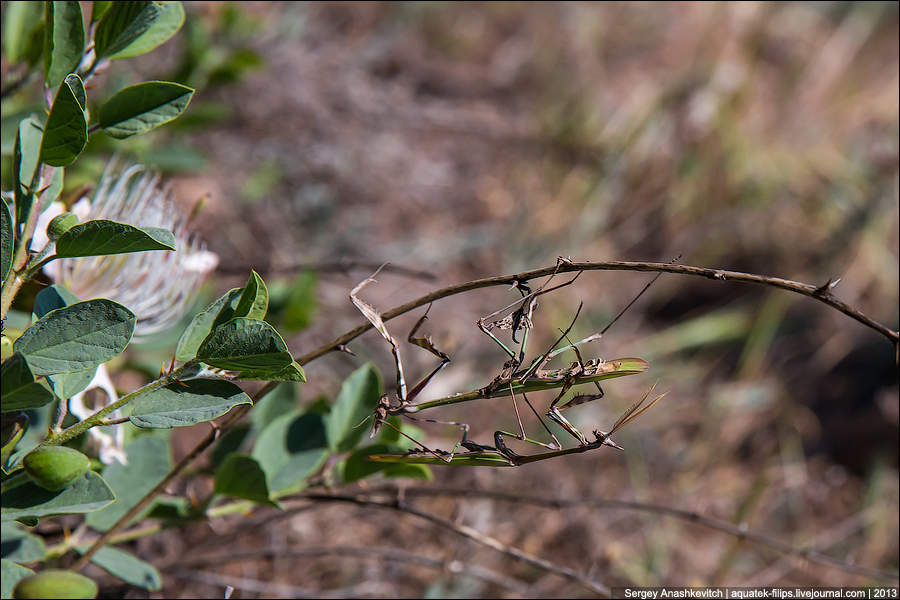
[13,570,98,599]
[23,446,89,491]
[47,213,79,240]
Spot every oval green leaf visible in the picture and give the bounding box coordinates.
[129,379,251,428]
[55,219,176,258]
[1,470,116,522]
[196,318,292,372]
[231,360,306,383]
[43,1,85,87]
[325,364,382,453]
[40,74,87,167]
[0,523,47,562]
[214,454,276,506]
[13,116,43,225]
[252,411,328,496]
[3,1,43,63]
[98,81,194,139]
[1,559,34,599]
[13,299,135,376]
[233,270,268,320]
[79,546,162,591]
[33,284,80,319]
[86,437,170,531]
[175,288,242,362]
[1,354,56,413]
[94,1,161,59]
[109,1,184,59]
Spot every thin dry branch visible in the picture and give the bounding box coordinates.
[354,485,899,583]
[295,260,899,366]
[164,545,529,595]
[301,492,612,596]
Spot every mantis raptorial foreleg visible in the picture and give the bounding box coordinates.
[351,267,467,460]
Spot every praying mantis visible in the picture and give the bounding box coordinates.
[350,260,666,467]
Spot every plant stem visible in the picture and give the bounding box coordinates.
[40,364,192,448]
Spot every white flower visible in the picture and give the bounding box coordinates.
[31,162,219,464]
[34,162,219,337]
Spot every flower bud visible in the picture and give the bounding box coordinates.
[47,213,79,240]
[23,446,89,491]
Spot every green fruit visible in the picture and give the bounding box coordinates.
[22,446,90,491]
[13,570,98,599]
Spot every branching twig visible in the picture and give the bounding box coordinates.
[164,546,529,594]
[353,485,899,583]
[301,492,611,595]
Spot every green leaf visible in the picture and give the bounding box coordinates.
[282,271,317,332]
[249,383,297,436]
[43,167,65,207]
[1,523,47,562]
[1,470,116,522]
[109,1,184,59]
[175,288,242,362]
[231,360,305,383]
[55,219,176,258]
[13,299,135,376]
[2,1,43,63]
[46,368,96,401]
[196,318,292,372]
[129,379,251,428]
[340,444,395,483]
[80,546,161,591]
[1,354,56,413]
[33,285,80,319]
[382,463,433,480]
[91,2,112,24]
[252,411,328,496]
[234,270,268,320]
[94,1,161,59]
[325,364,382,453]
[98,81,194,139]
[43,1,85,88]
[214,454,276,506]
[30,286,95,401]
[1,559,34,599]
[86,437,170,531]
[39,73,87,167]
[1,201,12,286]
[13,116,44,226]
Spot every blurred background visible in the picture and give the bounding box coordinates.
[4,1,898,597]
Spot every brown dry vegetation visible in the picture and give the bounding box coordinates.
[56,1,900,597]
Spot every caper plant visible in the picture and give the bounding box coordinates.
[0,3,306,597]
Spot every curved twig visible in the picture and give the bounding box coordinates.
[165,545,529,594]
[301,493,611,596]
[353,485,899,583]
[295,260,899,366]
